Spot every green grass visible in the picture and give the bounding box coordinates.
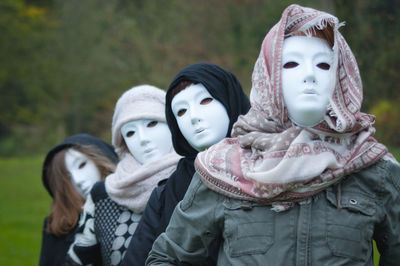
[0,156,51,265]
[1,150,399,265]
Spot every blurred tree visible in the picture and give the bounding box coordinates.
[333,0,400,110]
[0,0,398,155]
[370,99,400,146]
[0,0,57,154]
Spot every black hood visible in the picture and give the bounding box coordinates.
[165,62,251,158]
[42,133,118,197]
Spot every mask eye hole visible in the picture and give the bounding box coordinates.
[147,121,158,128]
[317,63,330,70]
[78,161,86,169]
[126,131,135,137]
[200,98,213,105]
[283,62,298,69]
[177,109,187,117]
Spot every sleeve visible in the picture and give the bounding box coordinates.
[121,186,164,266]
[146,173,223,265]
[64,194,102,266]
[374,160,400,265]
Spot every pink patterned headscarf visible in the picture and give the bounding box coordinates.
[195,4,387,210]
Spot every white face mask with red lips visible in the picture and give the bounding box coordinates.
[64,148,101,197]
[121,119,173,165]
[282,36,336,127]
[171,83,230,151]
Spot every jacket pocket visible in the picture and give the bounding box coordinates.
[223,199,274,257]
[325,187,376,261]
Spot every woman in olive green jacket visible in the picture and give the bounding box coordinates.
[147,4,400,265]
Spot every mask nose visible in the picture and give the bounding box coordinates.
[137,127,150,146]
[303,62,316,84]
[190,116,201,125]
[303,76,316,84]
[189,105,201,125]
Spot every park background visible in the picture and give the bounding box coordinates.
[0,0,398,265]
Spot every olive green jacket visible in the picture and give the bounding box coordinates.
[147,159,400,265]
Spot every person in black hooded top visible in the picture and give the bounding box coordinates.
[39,134,118,266]
[121,62,251,265]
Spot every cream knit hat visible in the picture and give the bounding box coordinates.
[111,85,166,152]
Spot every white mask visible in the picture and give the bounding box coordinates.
[282,36,335,127]
[121,119,172,164]
[64,148,101,197]
[171,83,230,151]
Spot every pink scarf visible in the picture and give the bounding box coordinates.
[195,4,387,210]
[105,151,180,213]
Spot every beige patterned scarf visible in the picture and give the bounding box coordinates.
[195,4,387,211]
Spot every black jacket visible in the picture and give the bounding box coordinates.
[39,217,78,266]
[122,62,250,265]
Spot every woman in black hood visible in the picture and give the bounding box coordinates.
[39,134,118,266]
[122,62,250,265]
